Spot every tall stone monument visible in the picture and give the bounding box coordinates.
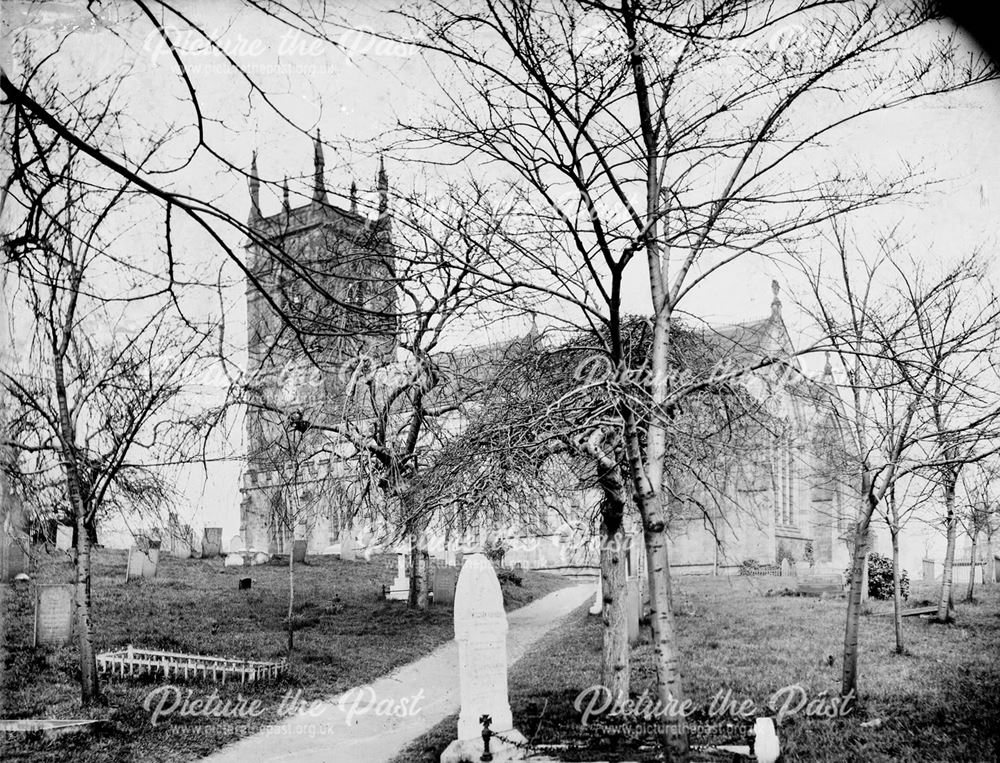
[441,553,526,763]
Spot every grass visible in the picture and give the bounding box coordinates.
[391,577,1000,763]
[0,547,567,762]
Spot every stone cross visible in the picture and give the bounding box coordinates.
[441,553,526,762]
[386,551,409,601]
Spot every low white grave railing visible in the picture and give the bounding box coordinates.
[96,645,286,683]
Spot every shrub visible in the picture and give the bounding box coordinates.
[483,536,510,567]
[845,552,909,600]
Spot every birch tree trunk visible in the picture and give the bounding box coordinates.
[937,476,958,621]
[600,525,629,703]
[964,531,977,603]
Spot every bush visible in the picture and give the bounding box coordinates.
[483,536,510,566]
[845,552,909,600]
[738,559,780,576]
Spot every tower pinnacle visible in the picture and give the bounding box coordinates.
[377,154,389,215]
[248,151,261,223]
[313,129,327,204]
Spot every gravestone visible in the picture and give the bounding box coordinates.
[34,584,74,647]
[292,539,307,564]
[202,527,223,558]
[780,559,791,577]
[386,553,409,601]
[434,566,458,606]
[2,539,28,581]
[171,537,192,560]
[55,525,73,551]
[626,578,641,645]
[125,543,159,581]
[229,535,246,555]
[224,553,245,567]
[441,553,526,763]
[339,534,356,562]
[238,577,252,590]
[922,558,935,581]
[588,573,603,615]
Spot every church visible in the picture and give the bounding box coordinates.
[238,137,854,577]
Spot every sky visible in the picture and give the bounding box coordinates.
[4,1,1000,572]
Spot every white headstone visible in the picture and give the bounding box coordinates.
[55,525,73,551]
[386,552,409,600]
[588,573,602,615]
[340,533,356,562]
[225,553,245,567]
[442,553,526,761]
[229,535,246,554]
[780,558,791,577]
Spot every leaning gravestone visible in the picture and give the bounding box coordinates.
[125,542,160,581]
[441,553,526,763]
[55,525,73,551]
[202,527,223,558]
[34,584,74,647]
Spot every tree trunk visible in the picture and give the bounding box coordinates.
[639,491,688,761]
[888,489,904,654]
[408,527,424,610]
[985,535,995,587]
[600,524,629,703]
[965,531,977,603]
[860,549,870,604]
[287,542,295,652]
[418,530,430,610]
[937,476,957,622]
[841,497,873,709]
[890,527,904,654]
[53,348,99,704]
[73,493,99,704]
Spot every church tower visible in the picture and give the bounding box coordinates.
[239,136,396,552]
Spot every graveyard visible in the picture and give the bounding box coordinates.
[393,576,1000,763]
[0,546,567,762]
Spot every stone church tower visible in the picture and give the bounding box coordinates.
[239,134,395,552]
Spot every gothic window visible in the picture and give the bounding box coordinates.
[774,428,798,528]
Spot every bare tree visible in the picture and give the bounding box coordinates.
[387,2,994,752]
[798,229,1000,706]
[2,68,216,704]
[956,461,998,602]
